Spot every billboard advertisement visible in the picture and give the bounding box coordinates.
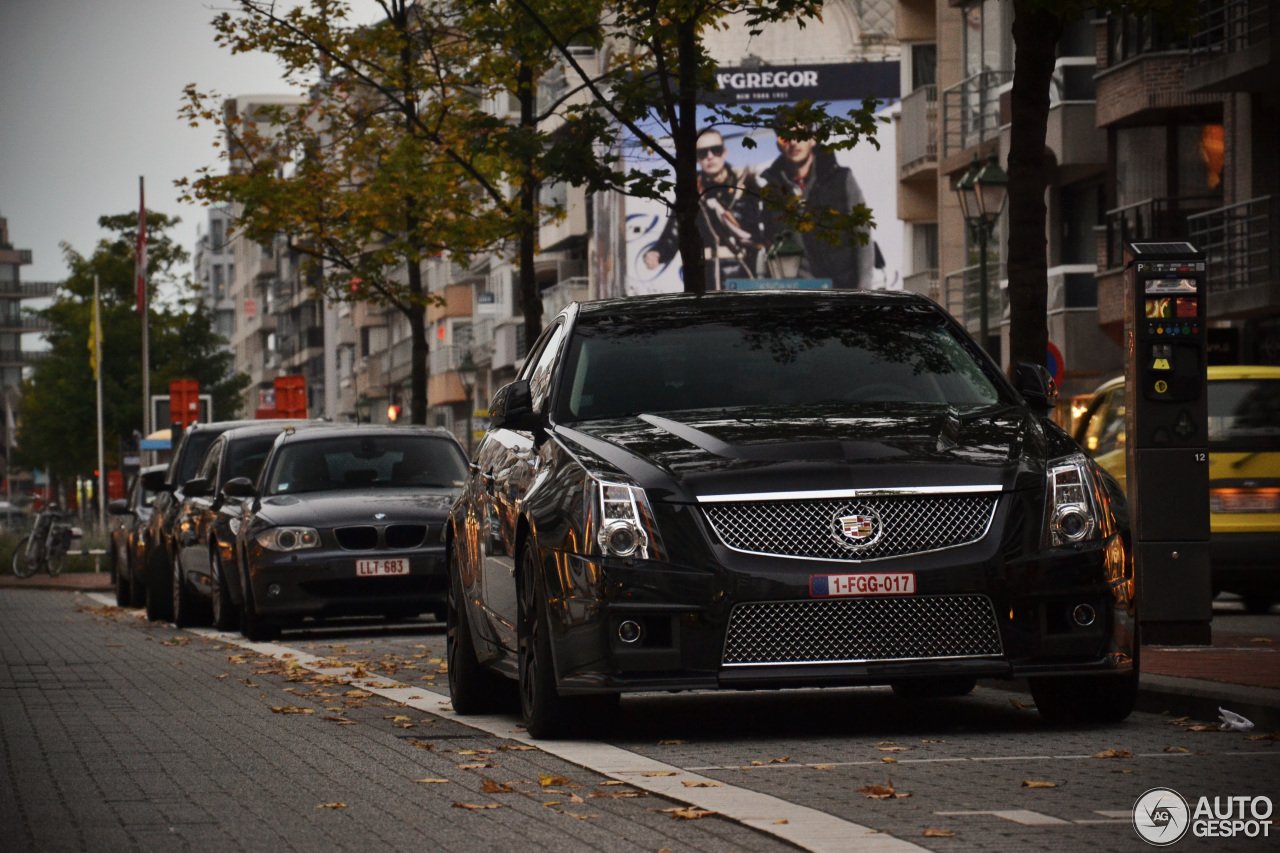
[620,61,900,296]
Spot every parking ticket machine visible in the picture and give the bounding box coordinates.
[1124,242,1211,645]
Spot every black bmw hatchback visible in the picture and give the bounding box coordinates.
[447,291,1136,738]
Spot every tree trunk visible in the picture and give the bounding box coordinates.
[1006,2,1064,370]
[518,63,543,351]
[674,22,705,295]
[406,260,429,425]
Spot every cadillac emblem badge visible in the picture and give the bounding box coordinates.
[831,507,882,550]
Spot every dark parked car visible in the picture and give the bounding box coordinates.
[145,420,312,622]
[229,425,469,640]
[447,291,1136,738]
[171,422,313,629]
[108,464,167,607]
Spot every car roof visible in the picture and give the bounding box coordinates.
[573,289,929,320]
[215,421,317,443]
[272,424,460,445]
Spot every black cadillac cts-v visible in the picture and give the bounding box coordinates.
[447,291,1136,738]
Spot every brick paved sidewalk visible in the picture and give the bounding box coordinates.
[0,572,113,591]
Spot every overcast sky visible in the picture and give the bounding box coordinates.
[0,0,299,286]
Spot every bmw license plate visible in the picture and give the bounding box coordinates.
[356,559,409,577]
[810,573,915,597]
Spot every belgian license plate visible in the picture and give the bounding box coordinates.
[810,573,916,597]
[356,559,409,577]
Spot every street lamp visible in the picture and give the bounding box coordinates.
[457,350,478,457]
[766,231,805,280]
[355,393,372,424]
[954,153,1009,354]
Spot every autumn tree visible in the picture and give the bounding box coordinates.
[15,212,248,481]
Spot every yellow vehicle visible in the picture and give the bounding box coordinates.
[1074,366,1280,614]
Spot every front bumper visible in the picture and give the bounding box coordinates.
[535,535,1136,695]
[247,546,449,621]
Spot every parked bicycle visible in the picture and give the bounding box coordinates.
[11,504,74,579]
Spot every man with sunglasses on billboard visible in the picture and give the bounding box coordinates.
[759,125,874,290]
[643,127,768,290]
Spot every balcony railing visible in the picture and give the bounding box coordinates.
[899,85,938,177]
[942,263,1006,334]
[383,337,415,374]
[1190,0,1273,64]
[1187,195,1277,294]
[941,71,1013,160]
[0,280,57,298]
[430,343,467,375]
[902,269,940,304]
[0,314,50,332]
[1103,196,1221,269]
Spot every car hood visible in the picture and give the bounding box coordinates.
[554,403,1054,501]
[254,488,457,528]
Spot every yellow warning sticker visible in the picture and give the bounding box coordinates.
[1152,358,1171,370]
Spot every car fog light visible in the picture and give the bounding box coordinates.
[268,584,281,597]
[1053,505,1091,542]
[1072,603,1096,626]
[618,620,642,644]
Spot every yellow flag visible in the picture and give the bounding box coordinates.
[88,296,101,380]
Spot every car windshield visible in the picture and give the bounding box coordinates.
[1209,379,1280,451]
[224,434,282,486]
[557,302,1003,421]
[175,432,218,486]
[263,435,467,496]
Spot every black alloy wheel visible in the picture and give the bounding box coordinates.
[516,541,616,739]
[144,546,174,623]
[446,542,516,715]
[209,547,237,632]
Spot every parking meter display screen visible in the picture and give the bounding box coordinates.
[1144,277,1198,295]
[1145,296,1198,319]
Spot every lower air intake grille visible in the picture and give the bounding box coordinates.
[722,595,1003,666]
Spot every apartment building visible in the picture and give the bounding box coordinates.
[0,214,54,451]
[896,0,1120,400]
[1096,1,1279,364]
[193,204,236,346]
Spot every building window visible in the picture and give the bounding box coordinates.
[212,219,226,251]
[911,224,939,274]
[213,265,226,299]
[911,44,937,90]
[1108,13,1186,64]
[963,0,1011,78]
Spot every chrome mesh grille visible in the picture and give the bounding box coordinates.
[702,495,997,561]
[722,595,1003,665]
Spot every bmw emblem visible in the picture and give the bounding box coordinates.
[374,512,387,520]
[830,506,883,551]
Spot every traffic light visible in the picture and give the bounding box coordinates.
[387,404,401,422]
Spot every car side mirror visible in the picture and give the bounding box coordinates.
[182,477,212,498]
[141,469,168,492]
[1014,362,1058,415]
[488,380,542,433]
[107,499,132,516]
[220,477,256,500]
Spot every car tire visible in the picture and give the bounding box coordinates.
[517,542,616,739]
[447,564,516,715]
[172,555,207,629]
[240,576,280,642]
[890,676,977,699]
[127,555,146,608]
[210,548,237,632]
[145,546,174,623]
[1030,669,1138,724]
[1241,592,1274,615]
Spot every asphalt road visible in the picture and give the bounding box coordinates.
[2,588,1276,853]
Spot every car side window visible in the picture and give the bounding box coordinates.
[196,439,222,485]
[1083,390,1126,457]
[524,323,566,413]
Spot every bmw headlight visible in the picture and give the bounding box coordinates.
[1044,453,1111,547]
[587,477,664,560]
[256,526,321,552]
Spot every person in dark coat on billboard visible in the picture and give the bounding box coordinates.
[759,129,874,290]
[643,128,768,290]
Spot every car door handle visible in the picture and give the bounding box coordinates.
[482,472,495,494]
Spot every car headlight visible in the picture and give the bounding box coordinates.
[256,526,321,552]
[587,477,664,560]
[1044,452,1112,547]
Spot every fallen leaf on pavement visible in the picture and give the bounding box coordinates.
[881,757,898,763]
[345,690,373,698]
[1110,769,1134,774]
[558,810,598,819]
[640,771,680,777]
[1009,699,1033,710]
[1250,637,1272,643]
[414,779,449,784]
[393,723,415,729]
[1246,732,1280,742]
[1164,746,1190,753]
[1092,749,1132,759]
[317,803,346,809]
[682,781,723,788]
[590,790,647,798]
[1187,725,1220,732]
[774,820,788,825]
[859,781,911,799]
[877,747,908,752]
[651,807,716,820]
[923,828,954,837]
[1165,716,1190,725]
[813,764,835,770]
[452,803,501,810]
[1022,781,1057,788]
[769,756,791,764]
[481,779,513,794]
[599,781,624,786]
[270,706,314,715]
[539,774,571,786]
[499,745,538,751]
[215,674,229,679]
[407,741,435,750]
[458,763,496,770]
